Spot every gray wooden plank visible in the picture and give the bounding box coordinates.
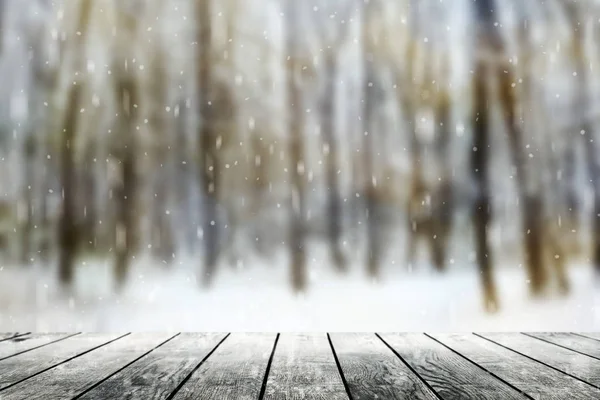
[79,333,227,400]
[379,333,527,400]
[172,333,275,400]
[431,333,600,400]
[576,333,600,341]
[525,333,600,360]
[0,333,175,399]
[330,333,437,400]
[0,333,77,360]
[264,333,348,400]
[0,333,125,391]
[478,333,600,388]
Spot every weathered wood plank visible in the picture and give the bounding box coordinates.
[0,333,28,343]
[330,333,437,400]
[79,333,227,400]
[431,333,600,400]
[525,333,600,359]
[575,333,600,341]
[0,333,124,391]
[264,333,348,400]
[0,333,77,361]
[478,333,600,388]
[172,333,274,400]
[379,333,527,400]
[0,333,174,399]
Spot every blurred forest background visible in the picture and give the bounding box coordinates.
[0,0,599,331]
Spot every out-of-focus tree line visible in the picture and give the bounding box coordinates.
[0,0,599,311]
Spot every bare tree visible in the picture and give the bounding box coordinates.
[516,19,569,294]
[286,0,307,292]
[320,53,347,272]
[404,47,454,273]
[111,1,143,289]
[430,89,454,271]
[148,43,175,264]
[471,0,500,311]
[497,52,548,295]
[361,0,384,279]
[57,0,94,286]
[19,130,35,265]
[566,5,600,275]
[313,2,355,273]
[196,0,221,285]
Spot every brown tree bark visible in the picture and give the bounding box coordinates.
[472,1,500,310]
[472,61,499,312]
[429,94,454,272]
[112,77,139,289]
[361,1,382,279]
[250,134,270,257]
[57,0,94,286]
[20,134,35,265]
[196,0,221,286]
[111,4,143,290]
[497,68,548,296]
[286,0,307,292]
[80,142,97,252]
[148,50,175,264]
[568,8,600,275]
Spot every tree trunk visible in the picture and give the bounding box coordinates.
[321,55,347,272]
[571,12,600,275]
[362,2,381,279]
[112,4,142,290]
[497,68,547,296]
[250,135,269,257]
[196,0,221,286]
[563,143,580,244]
[286,0,307,292]
[38,140,51,264]
[20,134,35,265]
[113,138,136,289]
[57,0,94,286]
[429,95,454,272]
[80,142,97,252]
[472,61,499,312]
[112,66,141,289]
[58,84,84,286]
[149,52,175,264]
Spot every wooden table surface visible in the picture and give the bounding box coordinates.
[0,332,599,399]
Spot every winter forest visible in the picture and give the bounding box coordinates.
[0,0,599,331]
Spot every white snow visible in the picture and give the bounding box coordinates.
[1,251,598,332]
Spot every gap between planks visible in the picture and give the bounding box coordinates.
[474,333,600,390]
[164,333,231,400]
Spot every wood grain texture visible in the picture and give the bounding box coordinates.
[264,333,348,400]
[0,333,77,361]
[330,333,438,400]
[79,333,227,400]
[478,333,600,388]
[431,333,600,400]
[525,333,600,359]
[379,333,527,400]
[172,333,275,400]
[0,333,124,391]
[0,333,174,399]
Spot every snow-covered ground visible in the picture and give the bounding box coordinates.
[1,249,598,332]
